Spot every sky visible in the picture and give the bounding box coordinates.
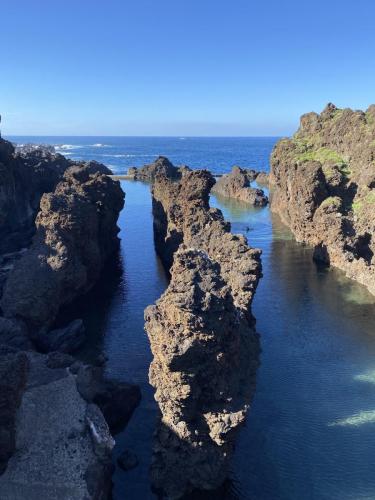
[1,0,375,136]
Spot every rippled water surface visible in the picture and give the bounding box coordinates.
[10,137,375,499]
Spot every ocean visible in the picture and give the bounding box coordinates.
[8,136,279,175]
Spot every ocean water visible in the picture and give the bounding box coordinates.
[8,136,277,175]
[9,137,375,499]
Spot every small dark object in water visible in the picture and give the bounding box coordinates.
[117,450,139,471]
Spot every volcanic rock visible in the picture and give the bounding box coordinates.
[127,156,188,182]
[145,169,261,497]
[35,319,86,354]
[0,352,114,499]
[212,166,268,205]
[270,103,375,294]
[1,163,124,333]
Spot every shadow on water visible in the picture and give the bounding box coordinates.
[53,245,126,362]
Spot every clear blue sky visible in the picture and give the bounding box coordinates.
[1,0,375,136]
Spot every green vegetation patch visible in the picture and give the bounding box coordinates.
[296,147,345,165]
[294,146,351,177]
[320,196,342,209]
[352,191,375,213]
[366,111,375,127]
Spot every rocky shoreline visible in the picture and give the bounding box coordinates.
[145,169,262,498]
[270,103,375,295]
[0,139,140,499]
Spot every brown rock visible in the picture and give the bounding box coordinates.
[270,103,375,294]
[212,166,268,206]
[145,169,261,497]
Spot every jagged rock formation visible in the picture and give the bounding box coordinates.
[145,170,261,498]
[1,162,124,334]
[0,140,70,254]
[270,103,375,295]
[212,166,268,206]
[0,351,140,499]
[0,138,113,255]
[127,156,190,182]
[0,137,140,498]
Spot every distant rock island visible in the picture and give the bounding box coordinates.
[270,103,375,295]
[212,165,269,205]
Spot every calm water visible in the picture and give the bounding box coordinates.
[11,137,375,499]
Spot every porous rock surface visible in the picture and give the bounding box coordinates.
[270,103,375,294]
[145,170,261,498]
[212,166,268,205]
[0,352,115,500]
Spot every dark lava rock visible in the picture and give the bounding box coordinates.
[76,364,141,434]
[0,317,32,351]
[127,156,186,182]
[45,351,75,369]
[35,319,85,354]
[0,351,29,473]
[1,163,124,333]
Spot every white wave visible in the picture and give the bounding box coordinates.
[91,143,109,147]
[328,410,375,427]
[101,154,155,158]
[55,144,83,150]
[354,370,375,384]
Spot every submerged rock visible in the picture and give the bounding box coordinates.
[117,450,139,471]
[212,166,268,205]
[145,170,261,498]
[270,103,375,294]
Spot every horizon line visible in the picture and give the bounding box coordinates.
[5,134,284,139]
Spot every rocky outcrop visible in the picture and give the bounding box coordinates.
[145,170,261,497]
[0,350,140,499]
[0,139,70,254]
[0,137,140,498]
[0,138,113,256]
[270,103,375,295]
[127,156,190,182]
[1,163,124,334]
[212,166,268,206]
[0,351,123,499]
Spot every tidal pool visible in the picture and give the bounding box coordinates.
[78,180,375,499]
